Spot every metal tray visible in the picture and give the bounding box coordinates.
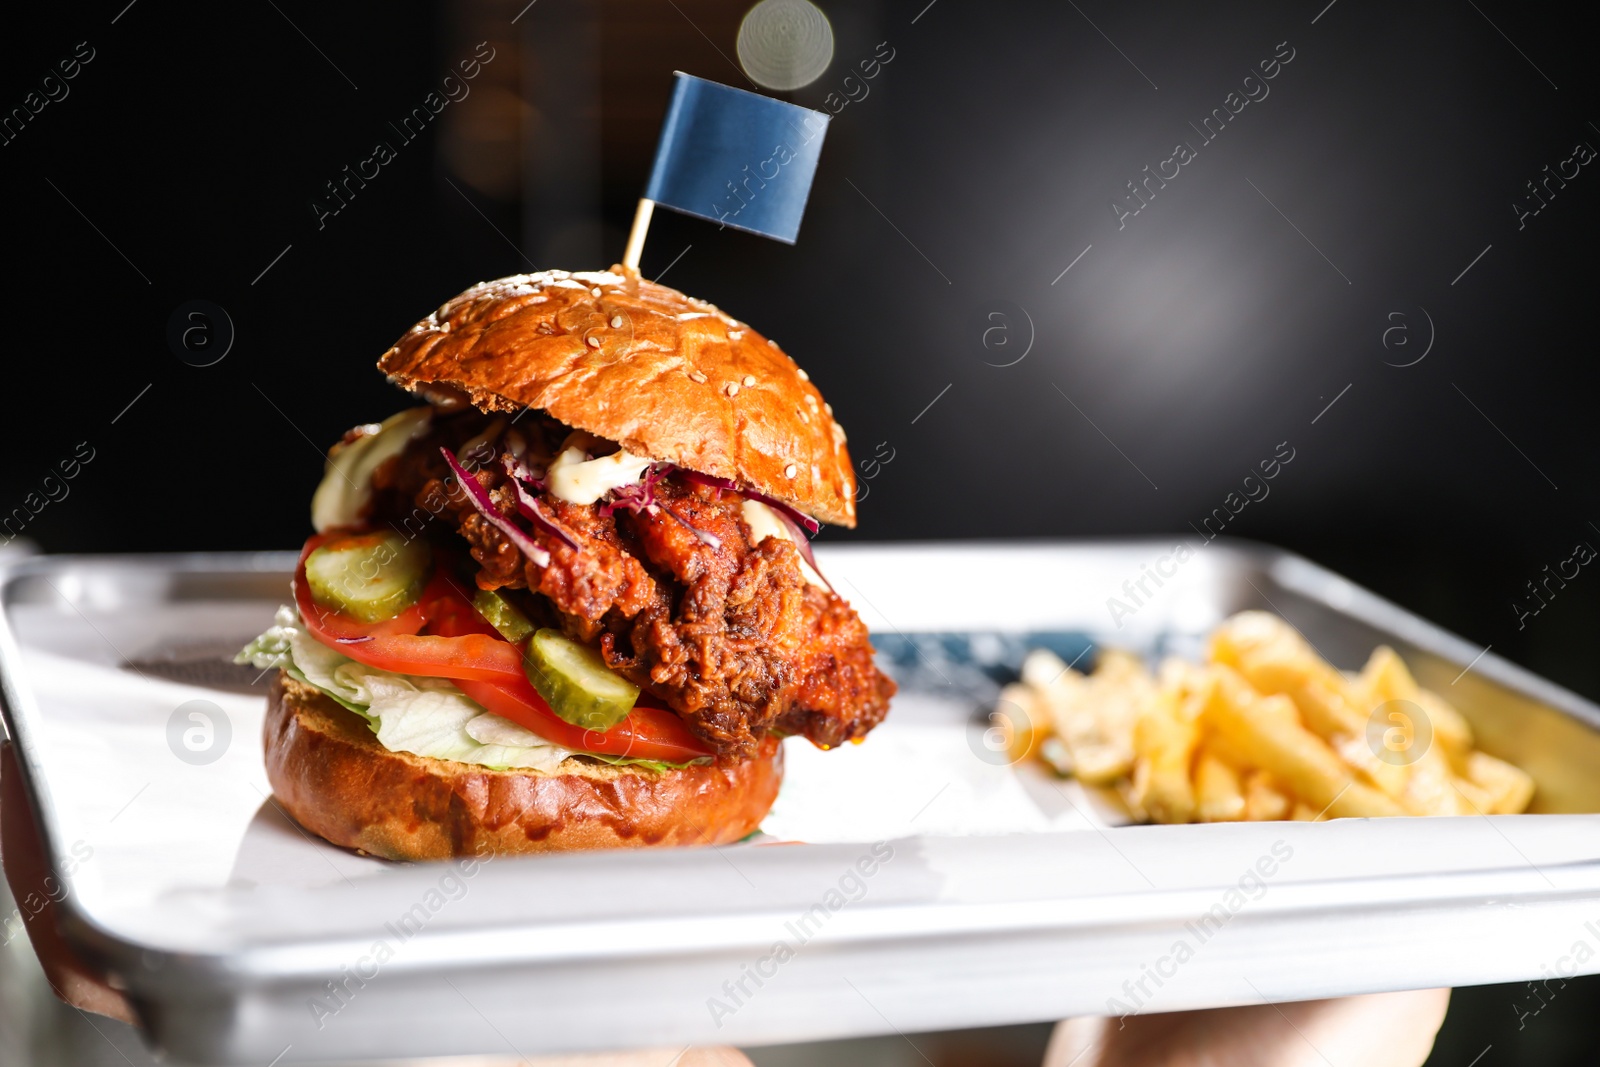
[3,540,1600,1066]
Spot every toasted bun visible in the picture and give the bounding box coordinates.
[377,268,857,527]
[264,673,782,861]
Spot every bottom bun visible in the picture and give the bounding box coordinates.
[264,672,782,861]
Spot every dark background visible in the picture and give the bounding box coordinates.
[2,0,1596,1063]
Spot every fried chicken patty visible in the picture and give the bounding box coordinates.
[367,410,895,759]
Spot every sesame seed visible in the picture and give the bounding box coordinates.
[591,287,602,297]
[586,336,601,348]
[784,463,797,478]
[610,315,623,328]
[729,330,744,340]
[768,338,779,348]
[824,402,833,415]
[796,368,809,381]
[726,382,740,397]
[742,374,756,387]
[689,370,707,383]
[805,395,818,409]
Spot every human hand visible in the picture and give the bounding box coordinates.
[1044,988,1451,1067]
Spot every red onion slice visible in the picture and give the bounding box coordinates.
[672,470,838,579]
[599,465,663,517]
[510,480,582,553]
[501,451,546,490]
[440,446,551,568]
[598,488,643,518]
[661,505,723,549]
[672,467,831,585]
[771,508,835,593]
[675,469,821,534]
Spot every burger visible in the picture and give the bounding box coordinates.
[237,268,896,860]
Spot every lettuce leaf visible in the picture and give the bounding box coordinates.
[237,607,572,772]
[237,606,709,774]
[583,752,713,773]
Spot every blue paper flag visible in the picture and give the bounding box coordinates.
[644,72,830,244]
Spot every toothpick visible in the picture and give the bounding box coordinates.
[622,198,655,272]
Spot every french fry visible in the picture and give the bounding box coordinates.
[1019,647,1073,690]
[1254,666,1366,738]
[1197,722,1255,774]
[1395,744,1469,817]
[1213,614,1367,738]
[1465,750,1535,814]
[1357,645,1416,702]
[995,682,1050,765]
[1449,775,1496,814]
[1096,647,1150,682]
[1410,690,1476,768]
[1360,647,1475,759]
[1036,737,1074,777]
[1209,664,1295,723]
[1243,771,1291,821]
[1194,749,1246,822]
[1209,611,1307,673]
[1011,611,1535,826]
[1214,617,1426,802]
[1072,739,1138,784]
[1351,650,1475,804]
[1115,778,1149,824]
[1131,687,1198,823]
[1210,613,1338,689]
[1201,673,1406,819]
[1158,657,1208,698]
[1331,729,1414,802]
[1033,648,1144,785]
[1011,650,1082,774]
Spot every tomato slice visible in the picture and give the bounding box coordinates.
[426,587,715,763]
[294,534,526,685]
[453,677,715,764]
[293,532,716,763]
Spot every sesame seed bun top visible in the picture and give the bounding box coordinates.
[376,268,858,527]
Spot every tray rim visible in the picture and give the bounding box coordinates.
[6,538,1600,1061]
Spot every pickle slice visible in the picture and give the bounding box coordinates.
[524,628,639,731]
[473,589,535,644]
[304,531,432,623]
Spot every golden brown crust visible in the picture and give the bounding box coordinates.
[377,268,857,527]
[263,673,782,861]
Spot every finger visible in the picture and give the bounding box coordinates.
[1053,988,1453,1067]
[1276,988,1451,1067]
[1042,1017,1112,1067]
